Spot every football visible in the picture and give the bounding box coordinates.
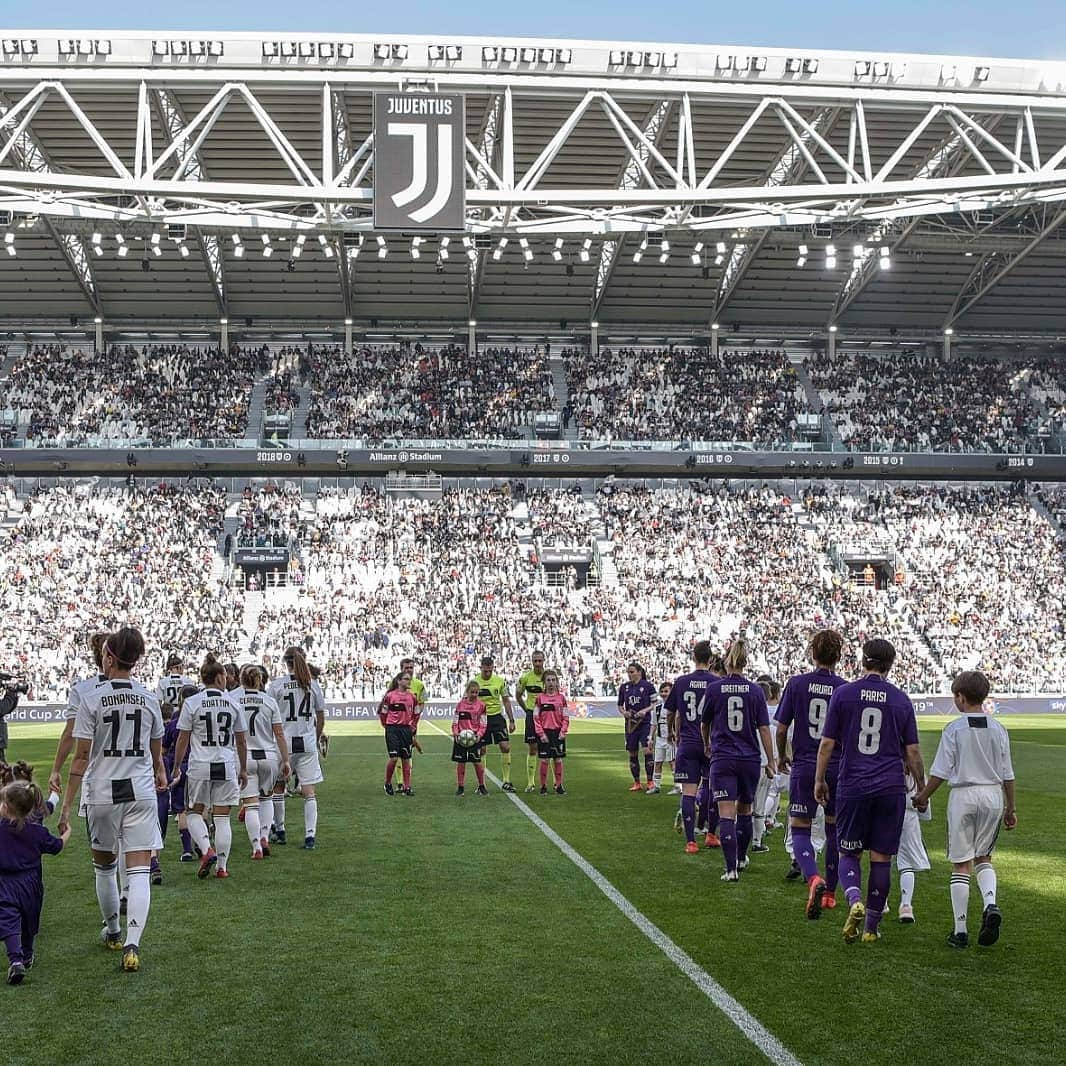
[457,728,480,748]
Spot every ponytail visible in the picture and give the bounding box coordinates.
[1,781,42,831]
[200,652,227,688]
[724,639,748,675]
[239,664,263,691]
[284,646,313,691]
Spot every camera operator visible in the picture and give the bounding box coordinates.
[0,671,30,762]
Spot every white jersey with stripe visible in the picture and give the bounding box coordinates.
[155,673,197,711]
[267,675,325,747]
[72,678,164,806]
[651,697,671,741]
[64,673,106,722]
[177,687,248,780]
[930,713,1015,788]
[232,687,283,758]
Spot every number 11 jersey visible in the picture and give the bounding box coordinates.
[73,678,164,805]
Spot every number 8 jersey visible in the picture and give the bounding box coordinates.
[267,675,325,755]
[823,673,919,801]
[178,687,247,781]
[73,678,164,805]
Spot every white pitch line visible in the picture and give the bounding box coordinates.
[422,721,801,1066]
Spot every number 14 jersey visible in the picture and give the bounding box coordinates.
[267,675,325,755]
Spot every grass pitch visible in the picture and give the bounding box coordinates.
[2,716,1063,1066]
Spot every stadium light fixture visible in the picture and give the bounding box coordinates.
[940,64,957,81]
[853,244,864,258]
[580,237,592,263]
[411,237,422,260]
[609,50,625,65]
[439,236,449,260]
[179,244,190,258]
[390,44,406,60]
[944,327,954,336]
[715,241,726,254]
[93,316,102,324]
[446,45,463,61]
[261,234,271,246]
[552,237,563,261]
[231,233,241,246]
[466,248,477,262]
[482,46,498,62]
[521,47,537,63]
[825,256,836,269]
[647,51,663,67]
[219,317,228,325]
[152,245,162,257]
[262,245,273,258]
[234,243,245,258]
[716,55,734,70]
[374,43,390,60]
[662,51,678,68]
[803,58,819,73]
[879,246,891,270]
[377,236,387,260]
[91,232,102,245]
[828,324,838,333]
[714,254,724,266]
[711,322,720,331]
[539,48,554,64]
[785,57,802,73]
[798,243,809,256]
[117,243,128,258]
[974,66,991,81]
[344,317,353,325]
[854,60,871,77]
[590,320,599,328]
[150,232,160,245]
[502,46,518,63]
[796,256,807,267]
[468,318,476,326]
[557,49,573,63]
[427,44,444,61]
[461,236,472,248]
[92,243,103,257]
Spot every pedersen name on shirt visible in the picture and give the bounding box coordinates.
[860,689,887,703]
[100,693,147,709]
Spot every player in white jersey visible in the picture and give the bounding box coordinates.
[48,631,111,795]
[266,646,325,850]
[57,628,166,974]
[154,654,197,712]
[914,671,1017,950]
[170,656,248,881]
[892,772,931,924]
[233,665,290,860]
[750,677,781,853]
[647,682,677,795]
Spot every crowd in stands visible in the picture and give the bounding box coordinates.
[0,343,256,445]
[564,346,809,444]
[4,476,1064,702]
[299,342,555,441]
[804,349,1041,452]
[0,482,243,699]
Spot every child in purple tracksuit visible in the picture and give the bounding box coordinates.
[0,781,69,985]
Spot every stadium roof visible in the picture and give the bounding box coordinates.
[3,31,1066,337]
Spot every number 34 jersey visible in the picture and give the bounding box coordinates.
[73,678,165,806]
[178,687,248,781]
[823,673,919,802]
[266,675,326,754]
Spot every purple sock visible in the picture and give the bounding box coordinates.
[150,856,160,874]
[706,805,720,834]
[179,827,193,854]
[720,817,738,872]
[736,814,753,862]
[791,826,820,881]
[696,781,711,828]
[866,860,891,931]
[824,822,839,891]
[157,792,170,837]
[629,756,641,782]
[644,753,654,782]
[681,795,696,843]
[3,933,22,964]
[839,851,863,905]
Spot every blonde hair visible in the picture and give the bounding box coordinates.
[724,639,748,674]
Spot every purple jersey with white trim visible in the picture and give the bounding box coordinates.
[702,674,769,760]
[618,679,656,719]
[663,669,718,748]
[823,674,919,801]
[775,668,847,768]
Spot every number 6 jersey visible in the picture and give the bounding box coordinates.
[73,678,164,805]
[178,687,248,781]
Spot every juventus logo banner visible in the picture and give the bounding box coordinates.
[373,93,466,231]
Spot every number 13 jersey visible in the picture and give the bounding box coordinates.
[73,678,164,805]
[178,687,248,781]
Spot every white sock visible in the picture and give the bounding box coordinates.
[899,868,915,908]
[186,811,212,855]
[117,842,129,899]
[274,796,286,831]
[94,861,121,934]
[304,797,318,838]
[215,815,232,872]
[950,873,971,933]
[975,862,997,907]
[245,803,262,847]
[753,815,765,845]
[124,866,151,948]
[652,769,662,786]
[259,797,273,841]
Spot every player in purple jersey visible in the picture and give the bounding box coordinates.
[618,663,656,791]
[162,686,198,864]
[776,629,847,920]
[816,638,925,944]
[700,640,775,881]
[665,641,719,854]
